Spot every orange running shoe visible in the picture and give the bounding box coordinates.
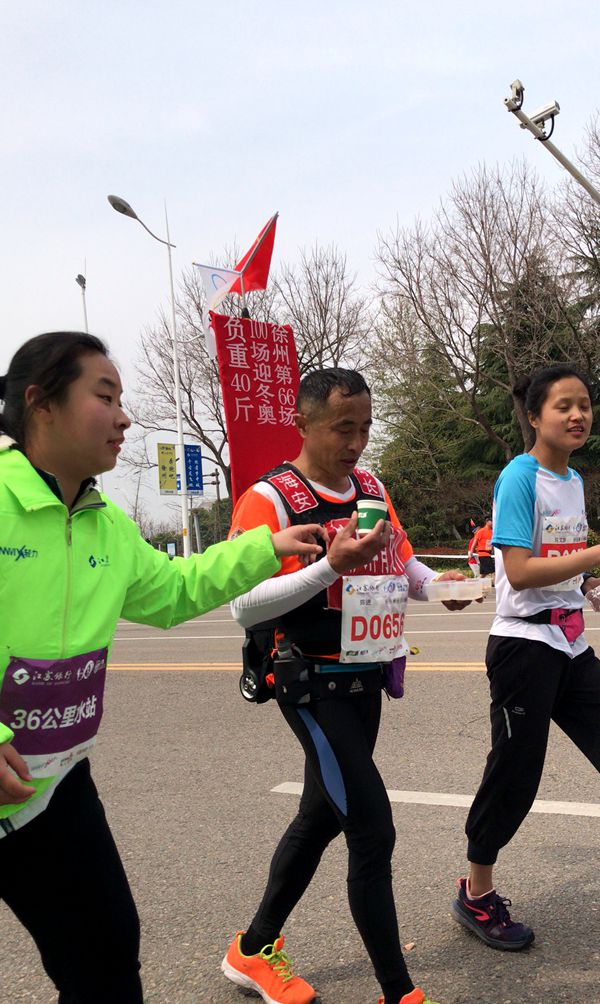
[377,990,440,1004]
[221,931,316,1004]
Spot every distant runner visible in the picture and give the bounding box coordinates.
[468,517,494,581]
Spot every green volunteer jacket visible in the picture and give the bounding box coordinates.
[0,442,280,830]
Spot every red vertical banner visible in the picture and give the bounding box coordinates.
[210,312,302,504]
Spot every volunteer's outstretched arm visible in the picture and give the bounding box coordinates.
[232,514,389,627]
[120,517,327,630]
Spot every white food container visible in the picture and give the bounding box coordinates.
[426,578,490,601]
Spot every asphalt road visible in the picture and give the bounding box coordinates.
[2,595,600,1003]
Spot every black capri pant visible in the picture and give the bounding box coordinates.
[0,759,143,1004]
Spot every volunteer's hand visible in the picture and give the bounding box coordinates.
[436,569,485,611]
[327,512,390,574]
[0,742,35,805]
[271,523,327,564]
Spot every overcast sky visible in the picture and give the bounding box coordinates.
[2,1,599,519]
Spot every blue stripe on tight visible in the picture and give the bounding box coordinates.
[296,707,347,816]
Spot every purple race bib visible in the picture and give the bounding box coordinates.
[0,649,107,773]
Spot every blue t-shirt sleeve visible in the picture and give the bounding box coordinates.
[492,458,536,549]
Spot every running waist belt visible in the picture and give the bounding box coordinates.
[519,608,580,624]
[519,607,584,644]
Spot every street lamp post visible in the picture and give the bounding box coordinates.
[75,273,88,332]
[107,194,191,557]
[75,270,103,491]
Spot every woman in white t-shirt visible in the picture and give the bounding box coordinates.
[452,363,600,951]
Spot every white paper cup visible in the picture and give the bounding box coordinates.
[356,499,388,536]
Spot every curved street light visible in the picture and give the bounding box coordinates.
[107,194,191,557]
[75,272,88,333]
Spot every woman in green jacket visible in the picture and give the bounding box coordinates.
[0,331,324,1004]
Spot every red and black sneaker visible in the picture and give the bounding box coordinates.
[452,877,534,951]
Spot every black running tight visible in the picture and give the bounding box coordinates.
[245,690,413,998]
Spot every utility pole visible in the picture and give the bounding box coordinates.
[214,470,222,541]
[108,194,192,556]
[192,506,203,554]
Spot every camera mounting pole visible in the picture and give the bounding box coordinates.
[504,79,600,207]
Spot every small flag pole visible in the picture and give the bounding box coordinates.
[240,212,278,272]
[240,270,250,319]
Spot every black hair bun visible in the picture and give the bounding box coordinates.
[0,374,6,400]
[512,374,531,402]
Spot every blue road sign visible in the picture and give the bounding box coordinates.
[184,444,203,494]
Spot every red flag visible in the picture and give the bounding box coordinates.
[211,311,301,503]
[230,214,278,294]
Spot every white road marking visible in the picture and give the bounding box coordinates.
[116,618,234,627]
[113,627,600,641]
[407,629,490,635]
[113,634,243,641]
[116,606,497,622]
[272,783,600,818]
[395,611,495,618]
[114,611,497,628]
[407,628,600,634]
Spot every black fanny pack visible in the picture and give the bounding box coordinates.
[311,666,384,700]
[274,649,383,706]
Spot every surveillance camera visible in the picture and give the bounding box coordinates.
[510,79,524,101]
[504,79,525,111]
[529,101,560,127]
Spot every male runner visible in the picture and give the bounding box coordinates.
[221,368,469,1004]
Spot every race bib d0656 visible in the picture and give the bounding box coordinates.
[340,575,409,664]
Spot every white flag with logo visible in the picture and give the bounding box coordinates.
[194,264,241,358]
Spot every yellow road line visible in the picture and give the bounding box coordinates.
[108,663,240,671]
[108,662,485,672]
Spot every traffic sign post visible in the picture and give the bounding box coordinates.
[157,443,178,495]
[184,444,203,494]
